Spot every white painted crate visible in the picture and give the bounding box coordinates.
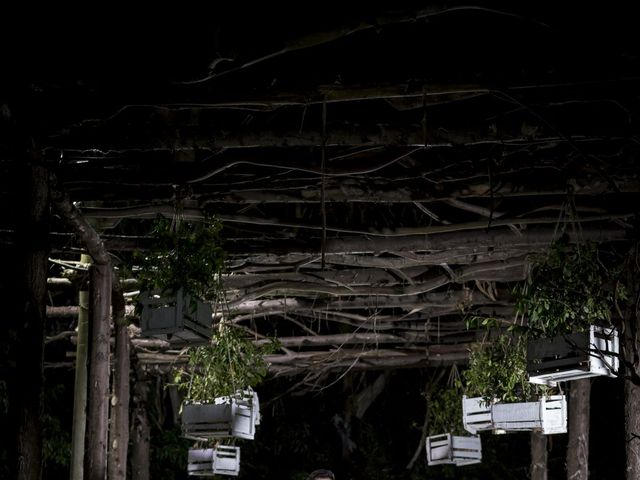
[462,395,567,435]
[187,446,240,477]
[215,389,261,430]
[138,289,212,345]
[182,390,259,441]
[528,326,619,386]
[426,433,482,466]
[492,395,567,434]
[462,396,493,434]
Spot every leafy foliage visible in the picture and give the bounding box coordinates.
[514,236,625,337]
[136,216,225,302]
[173,322,279,402]
[43,414,72,468]
[150,426,190,480]
[463,334,547,403]
[0,380,7,415]
[42,384,71,470]
[427,386,465,436]
[462,236,626,403]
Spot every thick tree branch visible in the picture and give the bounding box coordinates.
[50,186,110,265]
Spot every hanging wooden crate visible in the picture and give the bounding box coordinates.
[492,395,567,434]
[426,433,482,466]
[528,325,619,386]
[216,389,261,430]
[187,446,240,477]
[462,395,567,435]
[138,288,212,345]
[462,396,493,434]
[182,390,259,441]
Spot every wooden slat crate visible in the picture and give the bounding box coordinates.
[182,390,259,441]
[492,395,567,434]
[138,289,212,345]
[462,395,567,435]
[187,446,240,476]
[426,433,482,466]
[527,326,619,386]
[462,396,493,434]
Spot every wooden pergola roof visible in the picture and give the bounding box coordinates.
[3,4,639,381]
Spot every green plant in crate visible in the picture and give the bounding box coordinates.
[514,235,626,338]
[462,329,548,404]
[136,215,225,303]
[173,321,279,403]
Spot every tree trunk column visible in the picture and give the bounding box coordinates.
[531,431,548,480]
[131,374,151,480]
[625,379,640,478]
[567,379,590,480]
[70,255,91,480]
[6,163,49,480]
[108,288,130,480]
[85,264,112,480]
[625,284,640,480]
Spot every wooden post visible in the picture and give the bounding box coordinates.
[625,380,640,478]
[70,254,91,480]
[531,431,547,480]
[8,163,49,480]
[108,288,130,480]
[131,373,151,480]
[50,184,114,480]
[567,379,590,480]
[85,264,112,480]
[625,300,640,479]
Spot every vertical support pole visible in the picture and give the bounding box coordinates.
[131,371,151,480]
[531,431,547,480]
[70,254,91,480]
[625,299,640,480]
[108,287,130,480]
[567,379,590,480]
[9,162,49,480]
[85,264,112,480]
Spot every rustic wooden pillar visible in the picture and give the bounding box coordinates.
[567,379,590,480]
[624,296,640,480]
[531,431,548,480]
[625,379,640,479]
[131,373,151,480]
[70,254,91,480]
[85,264,112,480]
[8,163,49,480]
[108,288,130,480]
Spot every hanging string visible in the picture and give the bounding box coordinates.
[171,184,185,234]
[321,97,328,270]
[422,87,427,149]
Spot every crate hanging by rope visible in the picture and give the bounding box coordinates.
[527,325,619,386]
[138,288,213,345]
[462,395,567,435]
[426,433,482,467]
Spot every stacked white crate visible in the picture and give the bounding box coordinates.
[182,390,259,441]
[182,389,260,477]
[187,446,241,477]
